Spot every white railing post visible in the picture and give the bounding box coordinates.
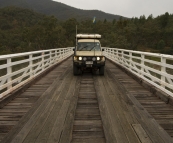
[109,49,111,58]
[55,49,58,61]
[116,49,118,62]
[121,50,124,66]
[60,49,62,59]
[7,58,12,90]
[65,49,67,58]
[161,56,166,88]
[113,49,116,60]
[111,49,113,59]
[29,54,33,78]
[50,51,52,65]
[104,48,106,56]
[108,48,110,57]
[42,52,44,71]
[141,54,145,76]
[129,52,132,71]
[63,49,65,59]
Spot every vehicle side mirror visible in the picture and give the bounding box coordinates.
[73,48,75,51]
[102,49,104,51]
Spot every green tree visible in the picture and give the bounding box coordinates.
[160,12,169,28]
[112,19,116,25]
[139,15,146,24]
[104,19,107,23]
[63,18,78,46]
[147,14,153,21]
[157,40,165,50]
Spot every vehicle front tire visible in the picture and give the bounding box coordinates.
[99,66,104,76]
[73,64,79,75]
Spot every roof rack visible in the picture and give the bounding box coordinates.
[76,34,101,39]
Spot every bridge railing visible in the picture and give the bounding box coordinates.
[103,47,173,97]
[0,47,73,99]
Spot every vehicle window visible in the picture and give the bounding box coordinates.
[77,42,101,51]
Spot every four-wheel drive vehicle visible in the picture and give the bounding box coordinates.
[73,34,105,75]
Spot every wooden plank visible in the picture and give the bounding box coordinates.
[71,138,105,143]
[76,109,100,114]
[71,75,105,143]
[3,106,31,109]
[22,97,60,143]
[8,97,38,103]
[74,120,102,126]
[128,93,173,143]
[0,121,17,125]
[72,75,105,142]
[73,131,105,138]
[78,98,97,102]
[0,125,13,133]
[96,77,129,143]
[47,100,70,143]
[65,76,79,101]
[100,75,140,143]
[132,124,152,143]
[79,94,96,99]
[94,77,117,143]
[105,62,173,143]
[22,73,73,143]
[1,61,71,143]
[0,133,7,141]
[19,92,44,96]
[0,116,22,121]
[73,125,103,132]
[0,109,29,113]
[0,103,32,106]
[104,72,138,125]
[58,77,80,143]
[76,104,98,109]
[107,60,173,141]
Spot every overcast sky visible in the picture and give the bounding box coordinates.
[53,0,173,18]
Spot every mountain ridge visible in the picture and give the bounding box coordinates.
[0,0,127,21]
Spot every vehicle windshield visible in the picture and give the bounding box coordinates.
[77,42,101,51]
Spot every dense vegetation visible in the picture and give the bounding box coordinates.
[0,7,173,55]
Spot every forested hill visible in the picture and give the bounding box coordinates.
[0,0,125,21]
[0,7,173,55]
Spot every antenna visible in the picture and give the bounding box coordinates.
[75,25,77,56]
[76,25,77,48]
[93,17,96,56]
[94,34,95,56]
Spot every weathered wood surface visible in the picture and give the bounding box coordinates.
[0,58,173,143]
[0,58,75,143]
[71,74,106,143]
[103,61,173,142]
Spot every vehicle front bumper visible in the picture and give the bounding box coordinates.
[74,61,105,67]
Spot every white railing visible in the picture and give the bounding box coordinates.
[103,47,173,97]
[0,47,73,99]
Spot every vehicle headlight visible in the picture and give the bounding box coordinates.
[97,57,100,61]
[83,57,87,61]
[92,57,96,61]
[78,57,82,61]
[74,56,77,60]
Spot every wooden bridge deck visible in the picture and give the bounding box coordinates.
[0,57,173,143]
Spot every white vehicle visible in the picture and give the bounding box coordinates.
[73,34,105,75]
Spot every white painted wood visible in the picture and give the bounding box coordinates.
[0,47,73,98]
[103,47,173,97]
